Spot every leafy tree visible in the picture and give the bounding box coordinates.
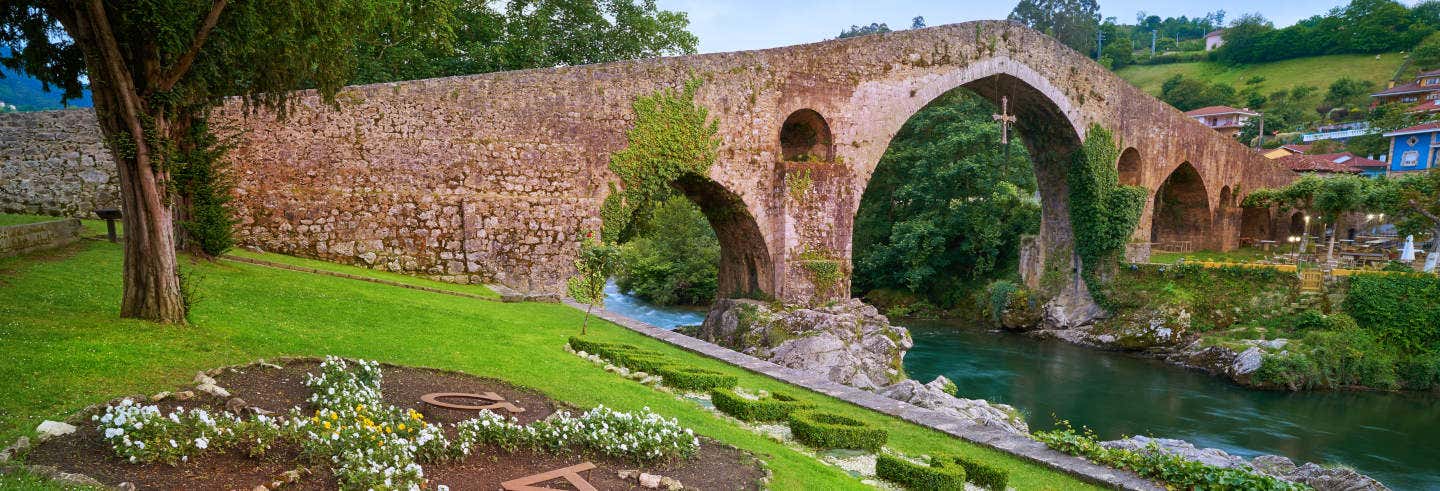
[1340,0,1431,53]
[1008,0,1101,56]
[615,195,719,306]
[1159,75,1236,111]
[1100,24,1135,68]
[1324,77,1378,112]
[353,0,697,84]
[911,16,927,30]
[852,90,1038,306]
[1313,175,1373,263]
[1369,170,1440,271]
[839,23,891,39]
[1244,175,1327,252]
[567,234,619,334]
[1412,31,1440,71]
[1,0,410,323]
[1215,13,1274,65]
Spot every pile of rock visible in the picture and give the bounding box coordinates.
[693,299,911,390]
[689,299,1029,435]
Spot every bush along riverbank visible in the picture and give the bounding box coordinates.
[990,262,1440,392]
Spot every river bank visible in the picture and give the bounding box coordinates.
[904,320,1438,490]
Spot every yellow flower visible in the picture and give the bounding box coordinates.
[356,404,366,412]
[397,423,406,431]
[330,413,338,421]
[322,421,331,429]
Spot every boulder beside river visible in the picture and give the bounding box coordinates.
[686,299,1029,435]
[1102,436,1390,491]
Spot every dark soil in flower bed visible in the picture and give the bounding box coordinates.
[22,358,767,490]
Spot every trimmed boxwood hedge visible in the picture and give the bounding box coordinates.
[788,409,887,451]
[711,388,815,422]
[875,453,966,490]
[658,366,738,390]
[569,337,674,373]
[944,455,1009,490]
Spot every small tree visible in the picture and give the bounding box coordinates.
[1314,175,1372,264]
[1244,175,1326,254]
[1370,170,1440,272]
[567,234,619,335]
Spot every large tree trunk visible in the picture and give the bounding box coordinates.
[58,1,188,324]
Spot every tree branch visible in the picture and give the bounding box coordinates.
[155,0,227,92]
[1409,198,1440,225]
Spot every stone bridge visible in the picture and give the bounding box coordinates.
[214,20,1298,315]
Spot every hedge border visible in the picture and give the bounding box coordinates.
[944,455,1010,490]
[875,453,966,490]
[787,409,887,451]
[710,388,815,422]
[658,366,738,390]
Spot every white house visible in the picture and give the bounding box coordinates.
[1205,30,1225,51]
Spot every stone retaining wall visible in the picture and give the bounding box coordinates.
[0,219,85,257]
[0,110,118,217]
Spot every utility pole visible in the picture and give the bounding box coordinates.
[1151,30,1157,56]
[1096,14,1104,59]
[1256,113,1265,149]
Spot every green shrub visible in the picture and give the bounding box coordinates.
[1304,327,1398,389]
[1250,354,1316,390]
[1294,310,1328,331]
[943,455,1009,490]
[875,453,966,490]
[1344,274,1440,353]
[1034,422,1305,490]
[657,366,737,390]
[1397,351,1440,389]
[610,351,675,374]
[711,388,814,422]
[788,410,887,451]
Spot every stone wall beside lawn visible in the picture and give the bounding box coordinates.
[0,109,119,218]
[0,218,85,257]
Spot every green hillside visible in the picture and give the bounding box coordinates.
[1116,52,1406,97]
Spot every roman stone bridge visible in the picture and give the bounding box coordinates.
[212,20,1297,317]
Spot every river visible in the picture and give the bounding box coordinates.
[601,286,1438,489]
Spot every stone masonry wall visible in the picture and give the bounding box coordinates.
[0,218,84,257]
[0,22,1298,304]
[0,109,119,217]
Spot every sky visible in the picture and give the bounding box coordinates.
[656,0,1379,54]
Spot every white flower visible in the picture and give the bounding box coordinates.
[194,437,209,450]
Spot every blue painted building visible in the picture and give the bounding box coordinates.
[1384,122,1440,174]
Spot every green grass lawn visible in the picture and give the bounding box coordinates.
[0,213,121,238]
[1116,52,1404,97]
[0,213,66,228]
[226,249,500,299]
[0,241,1098,490]
[1149,247,1273,265]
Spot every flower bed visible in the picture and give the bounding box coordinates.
[787,410,887,451]
[25,358,767,490]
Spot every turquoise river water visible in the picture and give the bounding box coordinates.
[603,287,1438,489]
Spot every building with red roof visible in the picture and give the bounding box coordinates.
[1184,105,1257,138]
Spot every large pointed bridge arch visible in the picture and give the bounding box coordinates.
[217,20,1298,309]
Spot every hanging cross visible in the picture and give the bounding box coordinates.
[992,96,1016,145]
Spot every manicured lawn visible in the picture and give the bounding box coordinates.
[227,248,500,299]
[1116,52,1404,97]
[0,213,120,238]
[0,241,1099,490]
[1149,247,1273,265]
[0,213,65,228]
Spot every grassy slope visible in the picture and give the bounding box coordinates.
[1116,52,1405,97]
[0,214,66,228]
[0,241,1097,490]
[227,249,501,300]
